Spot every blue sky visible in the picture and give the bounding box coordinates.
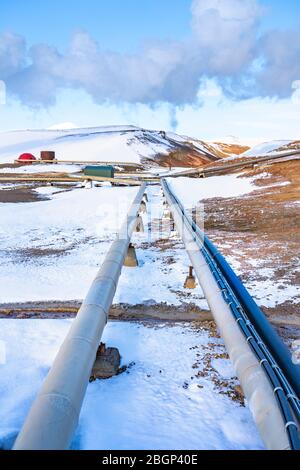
[1,0,299,50]
[0,0,191,52]
[0,0,300,143]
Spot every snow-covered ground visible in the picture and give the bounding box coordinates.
[0,185,138,302]
[0,179,265,451]
[1,173,295,309]
[0,319,264,450]
[242,140,293,157]
[0,184,208,308]
[220,247,300,309]
[167,173,258,206]
[0,163,83,174]
[165,173,300,312]
[227,139,300,160]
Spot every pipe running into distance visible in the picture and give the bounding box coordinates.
[14,183,147,450]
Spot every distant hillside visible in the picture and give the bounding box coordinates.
[0,126,248,169]
[242,140,300,158]
[210,142,250,158]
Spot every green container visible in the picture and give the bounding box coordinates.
[84,165,115,179]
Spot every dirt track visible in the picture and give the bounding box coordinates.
[0,188,47,203]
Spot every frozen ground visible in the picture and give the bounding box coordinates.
[166,169,300,314]
[242,140,293,157]
[224,139,300,161]
[0,319,264,450]
[0,185,138,302]
[0,163,83,174]
[0,184,208,308]
[167,173,258,205]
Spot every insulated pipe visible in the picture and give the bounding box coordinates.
[162,180,290,450]
[14,183,146,450]
[202,235,300,399]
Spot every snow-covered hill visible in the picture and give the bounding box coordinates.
[212,139,300,167]
[0,126,247,168]
[240,140,300,158]
[242,140,295,157]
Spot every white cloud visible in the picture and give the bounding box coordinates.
[0,80,6,105]
[175,79,300,144]
[0,32,26,79]
[0,0,300,115]
[258,29,300,97]
[0,0,262,107]
[191,0,262,74]
[291,80,300,105]
[1,82,300,144]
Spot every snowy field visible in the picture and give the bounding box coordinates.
[0,178,265,450]
[0,184,208,308]
[225,139,300,160]
[0,174,296,309]
[0,163,83,174]
[0,164,295,450]
[167,173,258,206]
[0,185,139,302]
[242,140,293,157]
[0,320,264,450]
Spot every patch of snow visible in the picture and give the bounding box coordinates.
[0,185,139,302]
[0,184,208,308]
[33,186,68,196]
[115,244,208,309]
[247,279,300,308]
[242,141,293,157]
[47,122,79,130]
[167,174,257,208]
[211,358,236,380]
[220,252,300,308]
[0,164,83,174]
[0,320,264,450]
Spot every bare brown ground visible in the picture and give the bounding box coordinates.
[211,142,250,157]
[151,141,249,168]
[149,149,217,168]
[0,301,212,322]
[276,141,300,152]
[0,177,78,203]
[0,188,46,203]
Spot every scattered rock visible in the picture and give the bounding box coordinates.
[234,385,245,403]
[91,343,121,380]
